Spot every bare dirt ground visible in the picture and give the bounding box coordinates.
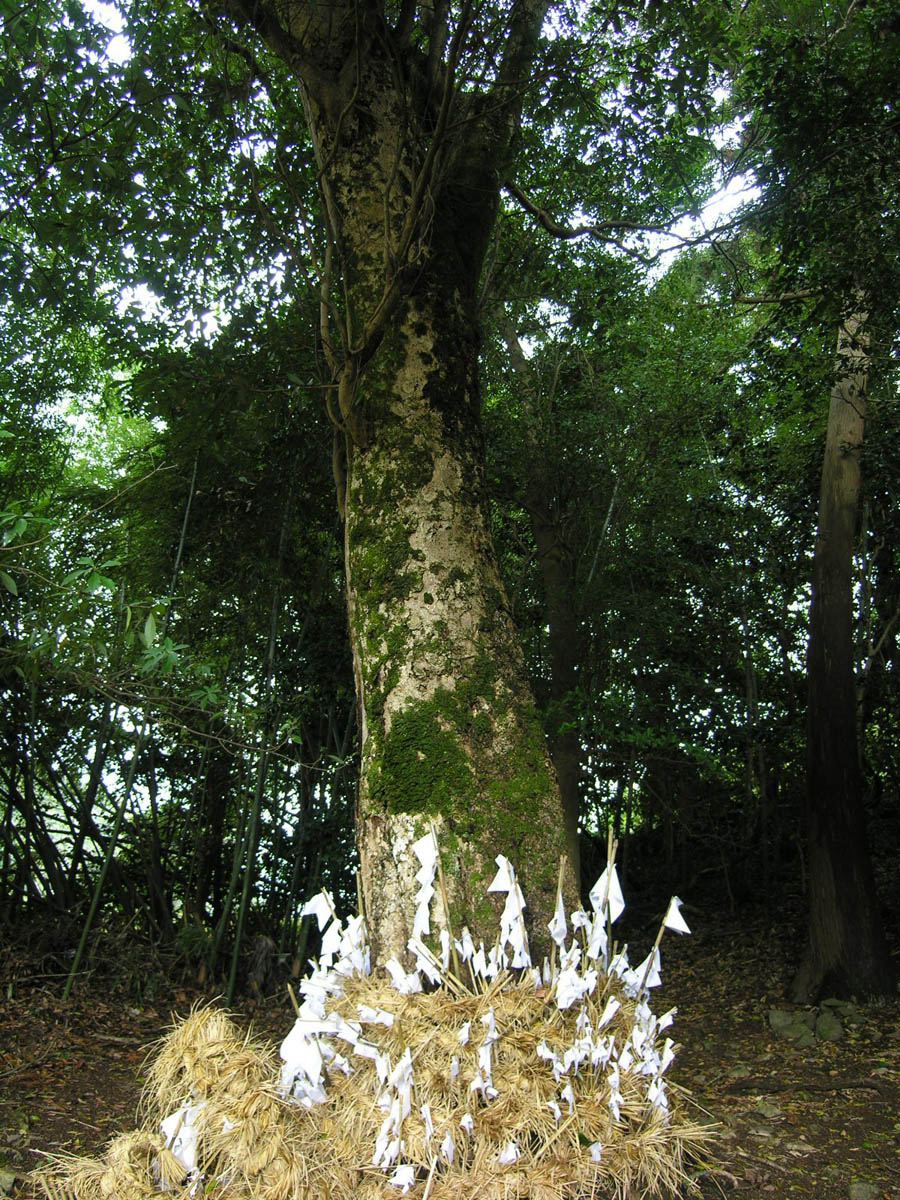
[1,915,897,1199]
[657,920,899,1200]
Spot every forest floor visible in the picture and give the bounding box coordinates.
[0,911,898,1200]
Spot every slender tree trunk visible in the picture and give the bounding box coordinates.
[142,740,174,939]
[209,764,249,980]
[526,485,583,884]
[500,319,582,885]
[66,701,116,894]
[18,720,70,908]
[226,501,289,1003]
[64,722,148,1000]
[792,309,894,1001]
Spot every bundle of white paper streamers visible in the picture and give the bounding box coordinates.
[160,837,692,1192]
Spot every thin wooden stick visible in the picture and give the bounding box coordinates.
[164,1107,186,1152]
[422,1156,439,1200]
[549,853,567,976]
[431,823,462,979]
[638,918,667,996]
[287,981,301,1017]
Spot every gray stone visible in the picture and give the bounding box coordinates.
[848,1182,880,1200]
[822,997,862,1020]
[0,1168,19,1197]
[768,1008,798,1033]
[768,1008,817,1043]
[816,1007,845,1042]
[754,1100,782,1119]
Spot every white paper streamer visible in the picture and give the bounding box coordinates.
[160,1103,203,1173]
[388,1164,416,1192]
[589,866,625,923]
[664,895,691,935]
[547,890,567,947]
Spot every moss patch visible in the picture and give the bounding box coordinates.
[369,655,552,847]
[376,704,475,815]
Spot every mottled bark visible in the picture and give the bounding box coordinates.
[792,311,895,1001]
[221,0,577,965]
[345,263,575,965]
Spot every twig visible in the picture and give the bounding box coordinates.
[286,982,301,1017]
[724,1075,891,1096]
[430,822,461,981]
[0,1046,55,1080]
[421,1155,439,1200]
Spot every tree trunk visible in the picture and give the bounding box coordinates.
[500,318,582,885]
[346,272,574,964]
[791,310,895,1001]
[223,0,578,966]
[526,486,583,888]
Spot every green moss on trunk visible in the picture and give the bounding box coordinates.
[341,182,574,964]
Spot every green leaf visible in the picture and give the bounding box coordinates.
[142,610,157,647]
[0,570,18,595]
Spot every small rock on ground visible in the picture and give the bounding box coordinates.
[848,1181,881,1200]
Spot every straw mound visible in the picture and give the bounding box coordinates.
[36,1006,351,1200]
[144,1006,351,1200]
[35,845,713,1200]
[36,977,711,1200]
[35,1131,186,1200]
[322,971,710,1200]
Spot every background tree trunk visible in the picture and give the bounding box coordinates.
[792,309,895,1001]
[500,318,583,885]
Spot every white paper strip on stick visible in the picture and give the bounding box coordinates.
[663,895,691,934]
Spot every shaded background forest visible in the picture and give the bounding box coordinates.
[1,0,899,1002]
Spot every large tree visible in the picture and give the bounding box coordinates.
[3,0,729,965]
[795,308,894,999]
[210,0,589,962]
[204,0,737,963]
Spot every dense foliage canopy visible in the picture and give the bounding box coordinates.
[1,0,897,998]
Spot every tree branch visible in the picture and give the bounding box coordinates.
[211,0,333,94]
[493,0,551,104]
[426,0,450,94]
[504,179,740,247]
[394,0,416,45]
[733,289,819,305]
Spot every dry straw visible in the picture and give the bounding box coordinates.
[34,846,714,1200]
